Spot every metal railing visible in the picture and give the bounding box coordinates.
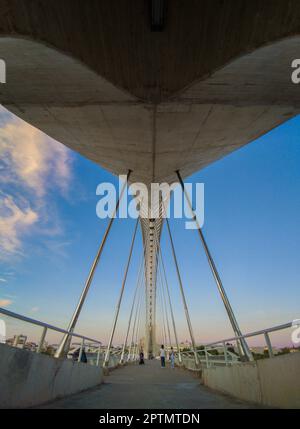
[176,321,295,369]
[0,307,104,366]
[0,307,141,368]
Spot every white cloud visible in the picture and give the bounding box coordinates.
[0,107,73,260]
[30,306,39,313]
[0,299,12,307]
[0,193,38,258]
[0,278,7,282]
[0,112,71,196]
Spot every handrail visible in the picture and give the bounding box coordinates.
[175,321,294,369]
[204,321,293,348]
[0,307,102,345]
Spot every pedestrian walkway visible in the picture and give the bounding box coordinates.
[40,359,260,409]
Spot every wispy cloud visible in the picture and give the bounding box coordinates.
[0,299,12,307]
[0,107,73,260]
[30,306,39,313]
[0,193,38,257]
[0,278,7,283]
[0,113,71,196]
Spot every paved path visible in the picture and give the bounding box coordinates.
[41,360,259,409]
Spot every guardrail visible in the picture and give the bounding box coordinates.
[176,321,295,369]
[0,307,140,368]
[0,307,105,365]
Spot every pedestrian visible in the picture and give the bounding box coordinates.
[160,344,166,368]
[139,350,145,365]
[81,347,88,363]
[170,347,175,369]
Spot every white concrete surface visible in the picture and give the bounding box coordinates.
[0,343,103,408]
[203,352,300,408]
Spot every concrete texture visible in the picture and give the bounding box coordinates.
[257,352,300,408]
[203,352,300,408]
[1,1,300,101]
[0,36,300,185]
[40,359,260,409]
[0,343,103,409]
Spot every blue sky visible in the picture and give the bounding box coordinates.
[0,107,299,347]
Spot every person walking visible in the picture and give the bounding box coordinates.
[170,347,175,369]
[160,344,166,368]
[139,350,145,365]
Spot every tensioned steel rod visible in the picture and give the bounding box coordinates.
[157,278,168,350]
[119,249,145,364]
[176,170,253,361]
[132,276,144,360]
[103,217,139,367]
[128,274,144,360]
[159,264,172,352]
[125,228,150,362]
[55,170,132,358]
[133,286,144,360]
[164,215,200,367]
[157,244,182,363]
[152,227,182,363]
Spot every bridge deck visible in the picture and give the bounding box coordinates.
[40,359,259,409]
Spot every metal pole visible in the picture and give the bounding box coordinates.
[103,217,139,367]
[164,216,200,367]
[55,170,131,358]
[175,170,253,362]
[157,281,168,351]
[205,346,209,368]
[133,293,143,361]
[159,266,172,354]
[37,327,47,353]
[120,250,145,364]
[156,238,182,364]
[78,338,84,362]
[13,335,19,347]
[264,332,274,358]
[157,264,171,359]
[96,344,101,366]
[128,275,144,361]
[223,342,228,366]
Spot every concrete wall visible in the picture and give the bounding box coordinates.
[0,343,103,408]
[202,352,300,408]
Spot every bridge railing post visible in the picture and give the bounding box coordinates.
[223,342,228,366]
[78,338,84,362]
[13,335,20,347]
[96,344,101,366]
[205,346,209,368]
[264,332,274,358]
[37,327,47,353]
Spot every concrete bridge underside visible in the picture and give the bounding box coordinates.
[0,1,300,356]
